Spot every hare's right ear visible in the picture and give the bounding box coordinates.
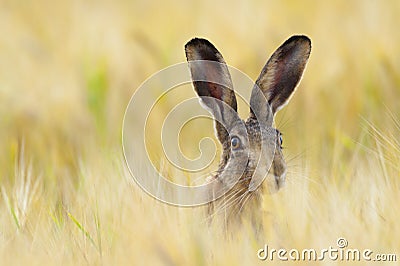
[185,38,238,145]
[250,35,311,124]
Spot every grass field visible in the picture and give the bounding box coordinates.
[1,0,400,265]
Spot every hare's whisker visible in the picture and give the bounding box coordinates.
[212,189,245,216]
[238,192,253,214]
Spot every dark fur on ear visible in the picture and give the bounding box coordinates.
[250,35,311,117]
[185,38,238,144]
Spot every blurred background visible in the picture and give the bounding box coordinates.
[0,0,399,265]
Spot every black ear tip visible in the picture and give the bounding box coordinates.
[186,37,209,45]
[289,35,312,49]
[185,37,215,50]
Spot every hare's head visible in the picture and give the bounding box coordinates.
[185,36,311,204]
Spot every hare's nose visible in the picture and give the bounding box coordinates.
[275,170,286,189]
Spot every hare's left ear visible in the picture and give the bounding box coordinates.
[250,35,311,121]
[185,38,238,145]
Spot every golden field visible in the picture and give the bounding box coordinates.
[0,0,399,265]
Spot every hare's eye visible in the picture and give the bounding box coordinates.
[231,136,241,149]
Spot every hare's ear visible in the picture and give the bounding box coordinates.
[250,35,311,121]
[185,38,238,144]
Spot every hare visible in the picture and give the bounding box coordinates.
[185,36,311,227]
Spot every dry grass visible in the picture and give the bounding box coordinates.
[1,0,399,265]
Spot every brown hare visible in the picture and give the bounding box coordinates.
[185,36,311,228]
